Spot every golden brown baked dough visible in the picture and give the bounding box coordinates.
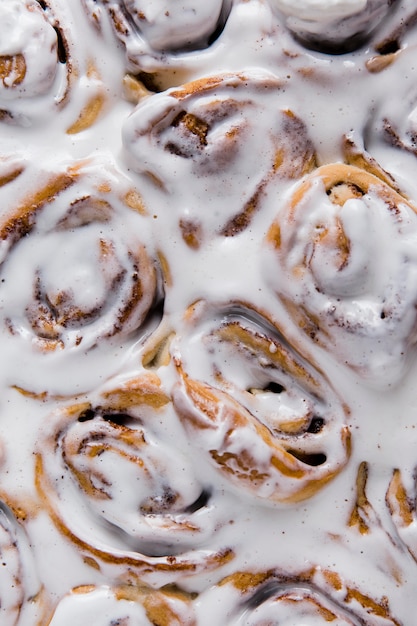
[195,566,401,625]
[0,156,158,354]
[123,71,317,243]
[265,162,417,386]
[172,301,351,504]
[47,583,195,625]
[36,372,234,584]
[0,0,105,131]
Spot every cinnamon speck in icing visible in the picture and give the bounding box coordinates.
[1,0,417,624]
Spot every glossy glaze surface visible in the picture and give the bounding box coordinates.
[1,1,417,624]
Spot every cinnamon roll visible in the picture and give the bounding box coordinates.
[123,72,316,242]
[0,156,158,355]
[195,567,400,625]
[36,372,234,584]
[264,162,417,386]
[0,155,161,396]
[48,584,195,626]
[97,0,233,78]
[0,0,105,131]
[0,1,58,113]
[0,501,43,625]
[270,0,394,54]
[172,301,351,504]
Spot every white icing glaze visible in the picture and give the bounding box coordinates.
[35,374,237,584]
[269,0,393,50]
[195,576,366,625]
[48,588,150,626]
[0,503,42,625]
[0,0,417,624]
[122,0,225,51]
[0,0,114,129]
[0,0,58,99]
[122,71,316,240]
[171,302,351,504]
[48,584,195,625]
[262,165,417,385]
[271,0,368,20]
[0,155,159,396]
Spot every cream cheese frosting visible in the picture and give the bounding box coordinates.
[1,0,417,624]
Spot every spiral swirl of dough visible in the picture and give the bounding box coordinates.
[123,71,316,242]
[36,372,234,584]
[264,162,417,386]
[0,0,58,102]
[0,156,158,356]
[172,301,351,505]
[0,0,105,130]
[195,567,400,625]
